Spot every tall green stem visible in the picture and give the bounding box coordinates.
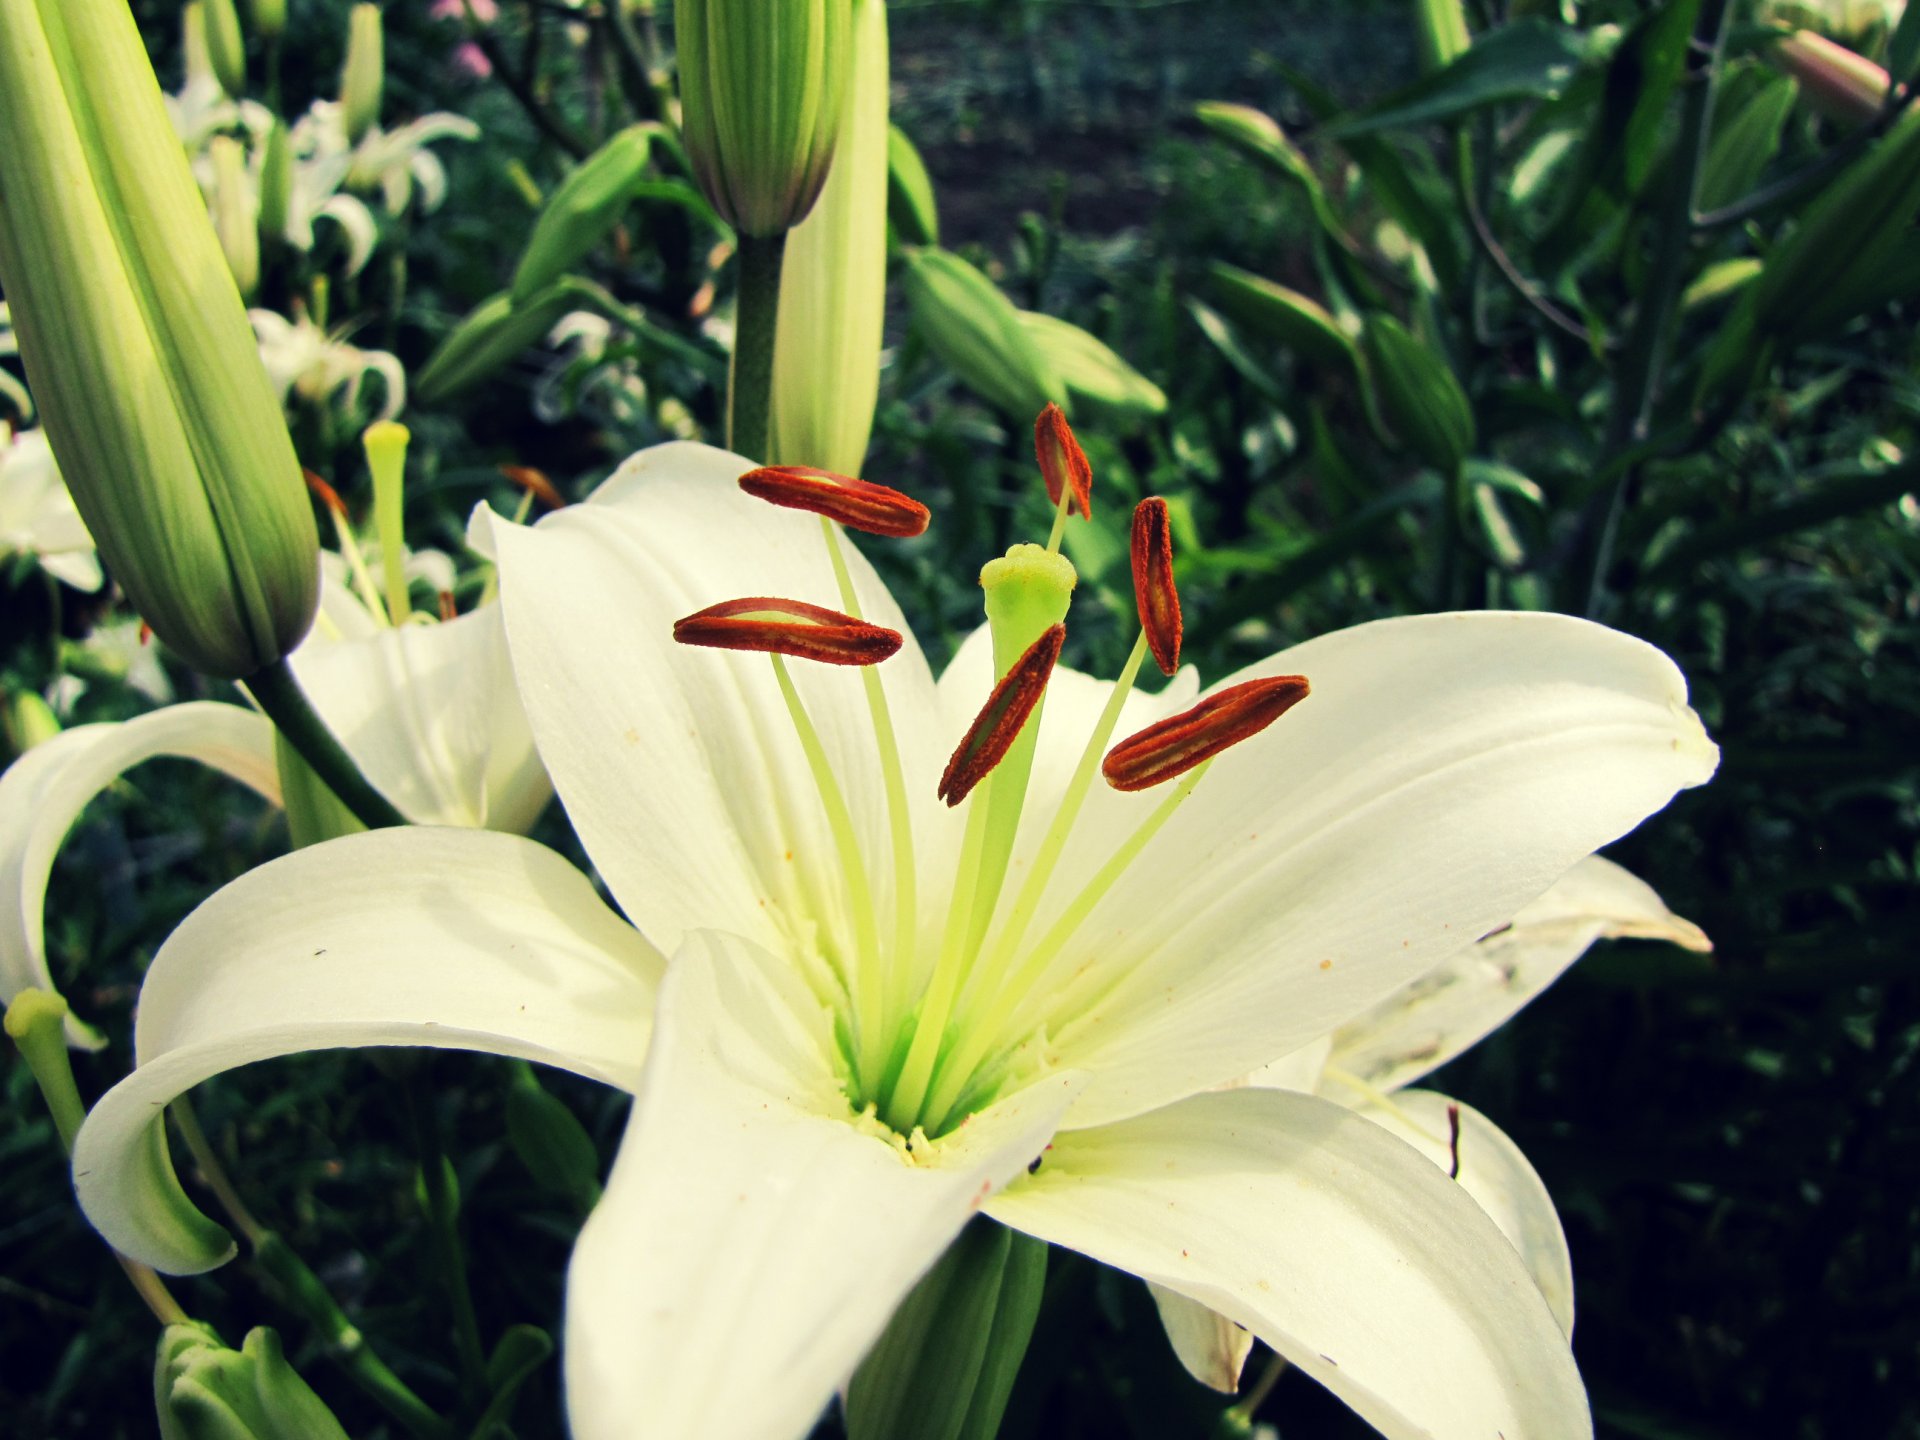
[728,231,788,463]
[243,657,407,830]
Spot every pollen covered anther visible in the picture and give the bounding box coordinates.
[673,597,903,666]
[937,623,1067,807]
[302,468,348,518]
[738,465,931,538]
[1131,497,1182,675]
[499,464,566,510]
[1034,403,1092,519]
[1102,675,1310,792]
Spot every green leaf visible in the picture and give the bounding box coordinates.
[1328,21,1591,138]
[511,125,657,303]
[1889,0,1920,88]
[887,123,939,246]
[1640,462,1920,581]
[1359,314,1475,474]
[1207,263,1359,375]
[1697,66,1797,213]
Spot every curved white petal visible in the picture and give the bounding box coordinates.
[490,442,951,971]
[314,194,378,276]
[1352,1090,1575,1338]
[291,604,549,833]
[1028,612,1718,1128]
[71,828,661,1273]
[1148,1284,1254,1394]
[565,928,1081,1440]
[1332,855,1710,1093]
[36,549,104,592]
[987,1087,1590,1440]
[0,704,279,1046]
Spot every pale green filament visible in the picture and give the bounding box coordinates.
[949,629,1150,1038]
[769,653,886,1088]
[923,758,1214,1133]
[819,518,917,1026]
[323,501,389,628]
[1044,483,1072,554]
[364,421,412,625]
[1322,1066,1453,1149]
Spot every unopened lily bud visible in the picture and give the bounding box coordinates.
[247,0,286,42]
[1769,30,1891,125]
[414,281,591,403]
[1360,314,1476,475]
[339,4,384,146]
[257,119,292,244]
[886,123,939,246]
[676,0,853,236]
[1210,262,1360,376]
[203,0,246,98]
[1413,0,1472,74]
[210,136,260,300]
[0,0,320,679]
[903,247,1067,421]
[156,1324,352,1440]
[1019,311,1167,420]
[513,125,658,303]
[1193,102,1317,188]
[770,0,889,474]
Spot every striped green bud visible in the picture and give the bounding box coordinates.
[210,135,260,299]
[902,247,1066,421]
[1017,311,1166,420]
[246,0,286,42]
[414,281,591,404]
[769,0,889,474]
[1768,29,1891,126]
[257,118,292,244]
[513,125,658,304]
[202,0,246,99]
[1209,262,1361,376]
[339,4,384,146]
[1360,314,1475,475]
[0,0,320,679]
[676,0,853,236]
[156,1325,352,1440]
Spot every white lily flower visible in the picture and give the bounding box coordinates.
[0,300,32,422]
[249,309,405,423]
[1155,855,1713,1392]
[295,98,478,218]
[0,423,103,592]
[71,442,1717,1440]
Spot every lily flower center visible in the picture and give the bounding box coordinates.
[674,430,1311,1143]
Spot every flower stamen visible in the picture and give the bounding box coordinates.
[1102,676,1310,792]
[672,597,903,667]
[1036,404,1091,554]
[739,465,931,538]
[305,467,387,628]
[936,623,1066,808]
[1131,497,1182,676]
[499,463,566,511]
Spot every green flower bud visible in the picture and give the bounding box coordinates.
[902,247,1067,421]
[1360,313,1475,475]
[210,135,260,300]
[203,0,246,99]
[1769,29,1890,126]
[512,125,659,304]
[769,0,889,474]
[1193,101,1317,188]
[0,0,320,680]
[676,0,853,236]
[339,4,384,147]
[156,1324,352,1440]
[886,123,939,246]
[247,0,286,43]
[414,281,591,404]
[4,688,61,754]
[1414,0,1472,73]
[1016,310,1166,421]
[1208,262,1361,375]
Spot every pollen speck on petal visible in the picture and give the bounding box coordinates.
[1034,403,1092,519]
[673,597,903,666]
[738,465,931,538]
[1131,497,1182,675]
[938,623,1067,807]
[1102,675,1310,791]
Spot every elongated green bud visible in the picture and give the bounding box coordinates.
[1413,0,1472,73]
[1193,102,1317,188]
[676,0,853,236]
[1209,262,1360,375]
[414,281,590,404]
[247,0,286,42]
[886,123,939,245]
[1017,310,1166,420]
[769,0,889,473]
[182,4,216,92]
[257,118,292,243]
[902,247,1066,421]
[210,135,260,300]
[340,4,384,146]
[1769,29,1890,125]
[203,0,246,99]
[156,1325,353,1440]
[512,125,658,303]
[0,0,320,679]
[1360,314,1475,474]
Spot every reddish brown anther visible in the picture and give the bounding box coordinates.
[1102,675,1310,792]
[937,623,1067,807]
[303,468,348,518]
[1130,498,1182,676]
[500,464,566,510]
[738,465,931,539]
[673,597,903,667]
[1034,403,1092,519]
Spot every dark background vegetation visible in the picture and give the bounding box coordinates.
[4,2,1916,1438]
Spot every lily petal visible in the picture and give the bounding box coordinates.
[71,828,661,1273]
[0,703,279,1046]
[1033,613,1718,1128]
[1331,855,1710,1093]
[489,442,950,968]
[1148,1283,1254,1394]
[987,1087,1590,1440]
[1351,1089,1576,1338]
[565,928,1082,1440]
